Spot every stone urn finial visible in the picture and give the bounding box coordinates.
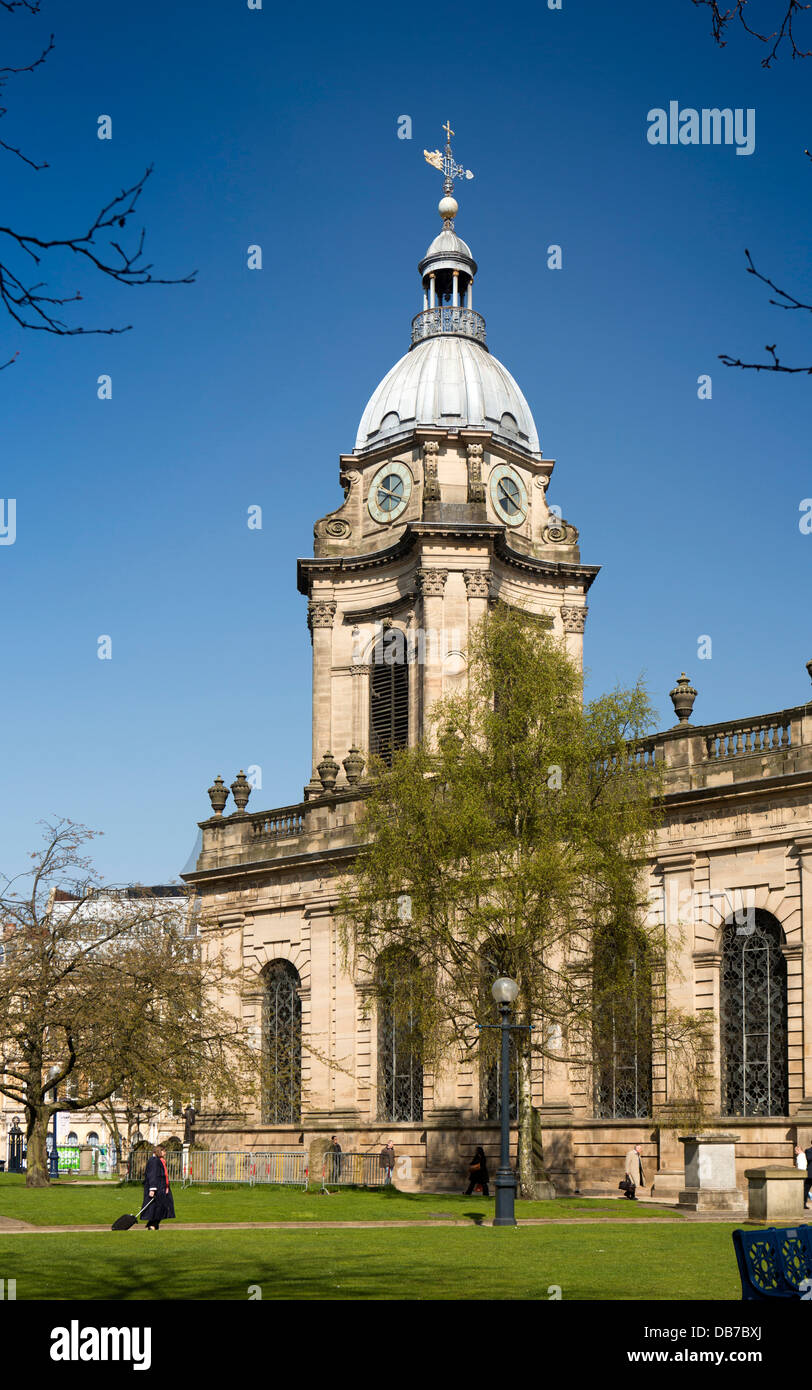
[669,672,697,725]
[317,750,339,792]
[806,658,812,686]
[342,747,365,786]
[207,775,229,817]
[230,770,252,813]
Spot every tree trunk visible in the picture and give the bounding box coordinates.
[25,1110,51,1188]
[517,1041,535,1199]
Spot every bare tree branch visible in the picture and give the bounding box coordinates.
[0,167,196,336]
[0,4,195,357]
[720,249,812,372]
[691,0,812,65]
[0,32,53,169]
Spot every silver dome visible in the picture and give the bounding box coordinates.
[354,335,541,457]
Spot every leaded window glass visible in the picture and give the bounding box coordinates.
[721,911,787,1117]
[592,932,652,1120]
[262,960,302,1124]
[377,953,423,1122]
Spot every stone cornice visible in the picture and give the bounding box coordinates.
[662,767,812,811]
[297,522,601,597]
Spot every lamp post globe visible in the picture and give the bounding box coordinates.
[491,976,519,1006]
[491,976,519,1227]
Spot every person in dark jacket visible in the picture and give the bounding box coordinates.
[465,1146,490,1196]
[805,1144,812,1210]
[142,1145,176,1230]
[379,1141,396,1185]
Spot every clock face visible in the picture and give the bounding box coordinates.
[368,461,413,523]
[489,464,528,526]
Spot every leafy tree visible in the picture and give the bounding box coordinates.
[340,606,705,1197]
[0,820,255,1186]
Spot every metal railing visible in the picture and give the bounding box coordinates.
[321,1151,388,1191]
[410,306,487,347]
[127,1146,309,1188]
[128,1148,184,1183]
[185,1149,308,1188]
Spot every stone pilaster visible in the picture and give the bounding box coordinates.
[560,604,587,673]
[350,661,368,757]
[463,568,491,637]
[308,599,336,775]
[416,568,447,740]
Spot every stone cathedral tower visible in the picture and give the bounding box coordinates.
[298,127,598,793]
[188,130,812,1194]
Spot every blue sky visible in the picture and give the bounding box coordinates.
[2,0,810,884]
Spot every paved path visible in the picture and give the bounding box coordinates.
[0,1212,782,1235]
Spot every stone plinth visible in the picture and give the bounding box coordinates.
[745,1167,807,1222]
[678,1133,744,1211]
[78,1144,94,1176]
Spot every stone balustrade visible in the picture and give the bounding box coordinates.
[250,806,306,840]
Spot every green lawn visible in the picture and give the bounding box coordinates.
[0,1224,741,1300]
[0,1174,680,1226]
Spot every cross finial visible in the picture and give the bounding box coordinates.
[423,121,475,215]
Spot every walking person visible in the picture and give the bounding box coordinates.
[805,1142,812,1211]
[142,1144,176,1230]
[623,1143,645,1201]
[327,1134,342,1182]
[465,1146,490,1197]
[379,1140,396,1186]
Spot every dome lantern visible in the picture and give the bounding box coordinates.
[353,123,541,460]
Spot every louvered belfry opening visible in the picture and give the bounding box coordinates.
[370,640,409,765]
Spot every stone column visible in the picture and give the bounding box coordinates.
[308,599,336,776]
[416,568,447,741]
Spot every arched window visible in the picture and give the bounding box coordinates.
[66,1132,78,1146]
[721,910,788,1117]
[86,1132,99,1147]
[592,926,652,1119]
[377,950,423,1122]
[262,960,302,1124]
[370,630,409,765]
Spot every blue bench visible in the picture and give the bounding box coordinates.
[733,1226,812,1300]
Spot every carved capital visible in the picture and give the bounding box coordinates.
[423,440,441,502]
[560,605,587,634]
[416,568,448,599]
[463,569,491,599]
[308,600,337,631]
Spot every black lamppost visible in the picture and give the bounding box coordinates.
[490,976,521,1228]
[8,1118,23,1174]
